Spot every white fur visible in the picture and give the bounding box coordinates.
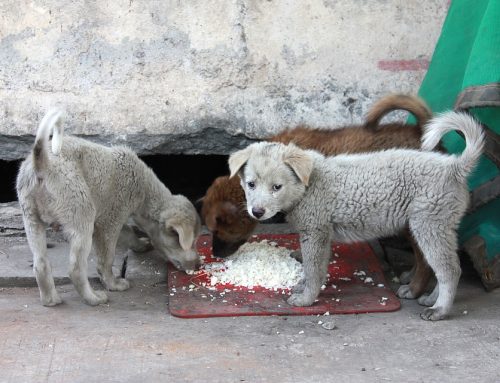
[17,110,201,306]
[34,109,64,156]
[422,111,485,179]
[230,111,484,321]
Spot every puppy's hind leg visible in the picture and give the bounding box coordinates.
[94,224,130,291]
[288,229,330,307]
[68,230,108,306]
[24,215,62,306]
[410,220,461,321]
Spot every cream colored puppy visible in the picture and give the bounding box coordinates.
[17,110,200,306]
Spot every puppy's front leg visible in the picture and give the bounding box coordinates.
[288,229,330,307]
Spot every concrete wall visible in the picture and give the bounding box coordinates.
[0,0,449,160]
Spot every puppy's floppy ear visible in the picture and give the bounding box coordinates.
[283,145,314,186]
[167,219,195,251]
[228,146,253,179]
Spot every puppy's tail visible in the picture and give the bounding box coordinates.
[33,109,64,175]
[422,111,485,181]
[364,94,432,130]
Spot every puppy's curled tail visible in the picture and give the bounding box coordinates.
[422,111,485,181]
[364,94,432,130]
[33,109,64,176]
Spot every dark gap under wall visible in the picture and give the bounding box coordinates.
[141,155,229,201]
[0,160,20,202]
[0,155,230,203]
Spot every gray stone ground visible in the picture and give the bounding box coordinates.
[1,202,499,383]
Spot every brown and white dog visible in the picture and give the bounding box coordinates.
[200,94,435,299]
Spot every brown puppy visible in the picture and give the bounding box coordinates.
[201,94,433,297]
[202,175,257,257]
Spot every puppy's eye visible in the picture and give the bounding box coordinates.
[247,181,255,189]
[272,184,282,191]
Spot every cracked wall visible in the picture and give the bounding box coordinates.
[0,0,449,160]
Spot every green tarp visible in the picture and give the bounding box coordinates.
[413,0,500,262]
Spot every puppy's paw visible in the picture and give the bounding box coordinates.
[290,250,303,263]
[418,293,436,307]
[420,307,446,321]
[106,277,131,291]
[41,294,63,307]
[399,270,414,285]
[287,292,316,307]
[396,285,417,299]
[292,279,306,294]
[84,290,109,306]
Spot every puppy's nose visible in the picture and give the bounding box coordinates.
[252,207,265,219]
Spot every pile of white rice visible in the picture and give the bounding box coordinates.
[203,240,303,290]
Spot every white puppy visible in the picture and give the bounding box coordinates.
[229,112,484,320]
[17,109,200,306]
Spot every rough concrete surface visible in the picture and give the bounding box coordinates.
[0,1,449,159]
[1,202,499,382]
[0,273,499,382]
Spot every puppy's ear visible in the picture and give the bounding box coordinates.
[228,146,253,179]
[167,220,195,251]
[283,145,314,186]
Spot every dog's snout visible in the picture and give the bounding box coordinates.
[251,207,265,219]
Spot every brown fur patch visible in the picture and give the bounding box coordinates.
[270,123,422,154]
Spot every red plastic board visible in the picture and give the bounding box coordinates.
[168,234,400,318]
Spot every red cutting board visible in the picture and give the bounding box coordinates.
[168,234,400,318]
